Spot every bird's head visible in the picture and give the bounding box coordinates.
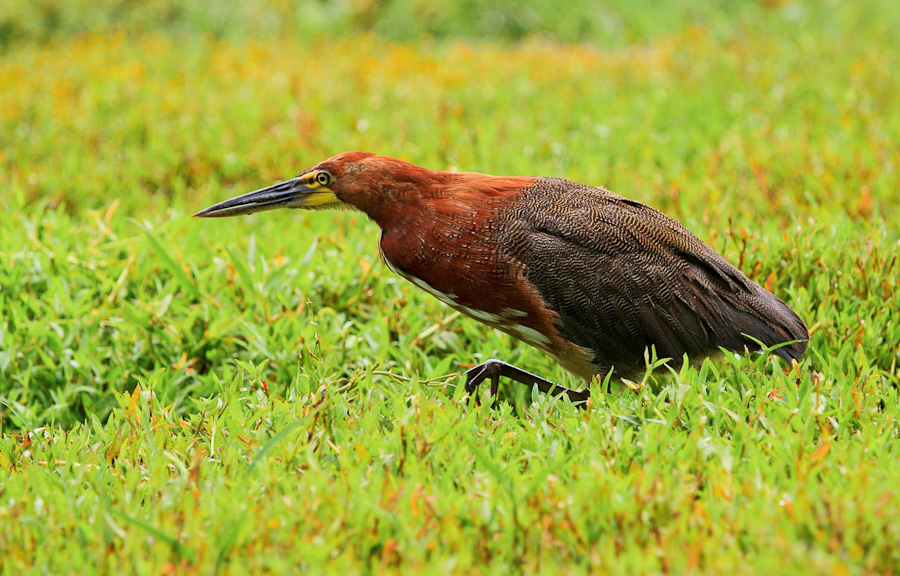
[194,152,442,224]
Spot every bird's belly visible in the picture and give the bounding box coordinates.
[383,248,506,326]
[380,233,600,382]
[381,247,460,308]
[382,244,537,333]
[383,246,597,378]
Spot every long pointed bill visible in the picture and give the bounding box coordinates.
[193,177,340,218]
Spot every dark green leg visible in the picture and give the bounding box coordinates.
[464,358,590,408]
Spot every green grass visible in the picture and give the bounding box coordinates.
[2,1,900,573]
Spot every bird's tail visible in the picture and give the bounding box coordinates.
[716,284,809,362]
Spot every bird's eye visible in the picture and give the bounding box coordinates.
[315,171,332,186]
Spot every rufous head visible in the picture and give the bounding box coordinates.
[193,152,441,224]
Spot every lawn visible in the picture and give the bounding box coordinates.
[2,1,899,573]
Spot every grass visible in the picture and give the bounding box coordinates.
[2,1,900,573]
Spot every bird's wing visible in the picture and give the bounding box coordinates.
[499,179,807,377]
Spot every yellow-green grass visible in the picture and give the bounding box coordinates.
[2,6,900,573]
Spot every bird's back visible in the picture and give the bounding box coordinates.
[497,177,808,379]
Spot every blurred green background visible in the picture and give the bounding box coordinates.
[7,0,889,46]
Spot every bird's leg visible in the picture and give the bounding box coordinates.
[464,358,590,408]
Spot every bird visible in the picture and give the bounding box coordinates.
[195,152,808,405]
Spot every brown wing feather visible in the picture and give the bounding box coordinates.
[499,178,808,378]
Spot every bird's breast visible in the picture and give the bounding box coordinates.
[377,207,599,382]
[377,218,510,315]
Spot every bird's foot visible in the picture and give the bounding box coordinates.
[463,358,590,408]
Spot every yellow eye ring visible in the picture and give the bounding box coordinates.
[315,171,333,186]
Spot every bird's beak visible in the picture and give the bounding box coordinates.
[193,177,340,218]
